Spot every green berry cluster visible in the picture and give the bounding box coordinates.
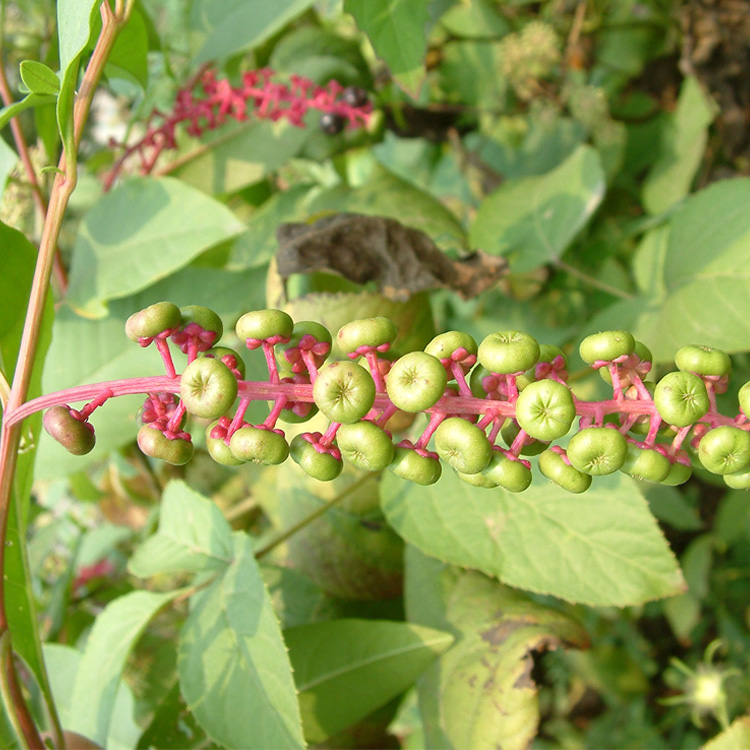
[40,303,750,495]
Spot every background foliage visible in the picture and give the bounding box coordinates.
[3,0,750,748]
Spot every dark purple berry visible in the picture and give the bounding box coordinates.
[320,112,346,135]
[342,86,368,107]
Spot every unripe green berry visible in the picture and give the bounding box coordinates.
[180,305,223,338]
[456,469,498,489]
[180,357,238,419]
[290,436,342,481]
[43,406,96,456]
[125,302,181,341]
[661,461,692,486]
[567,427,628,476]
[276,321,332,371]
[425,331,477,361]
[723,468,750,490]
[205,421,244,466]
[515,379,575,442]
[500,420,547,456]
[336,317,397,354]
[619,443,671,483]
[313,361,376,424]
[386,352,447,412]
[739,381,750,419]
[137,426,194,465]
[434,417,492,474]
[478,331,540,374]
[388,447,441,486]
[229,426,289,465]
[579,330,635,364]
[482,451,532,493]
[236,309,293,341]
[675,344,731,378]
[538,449,592,493]
[337,421,394,471]
[698,426,750,475]
[201,347,246,379]
[654,371,710,427]
[599,340,652,385]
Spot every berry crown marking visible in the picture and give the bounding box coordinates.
[16,303,750,493]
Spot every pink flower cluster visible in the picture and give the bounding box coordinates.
[105,68,372,189]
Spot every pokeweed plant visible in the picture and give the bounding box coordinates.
[1,1,750,749]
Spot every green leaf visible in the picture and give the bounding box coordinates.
[308,162,466,249]
[44,643,141,750]
[261,565,339,629]
[66,177,245,317]
[19,60,60,96]
[36,264,267,479]
[0,221,57,740]
[470,145,606,272]
[381,467,685,606]
[406,557,588,750]
[106,8,149,87]
[703,716,750,750]
[285,619,453,743]
[129,480,233,578]
[228,185,313,270]
[588,178,750,361]
[345,0,429,95]
[190,0,316,63]
[178,533,305,749]
[56,0,99,171]
[174,119,310,196]
[642,76,716,215]
[438,0,510,38]
[0,93,57,134]
[68,590,178,746]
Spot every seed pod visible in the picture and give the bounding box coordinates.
[515,379,575,442]
[179,305,223,339]
[698,426,750,475]
[388,447,441,486]
[43,406,96,455]
[500,420,547,456]
[434,417,492,474]
[180,357,238,419]
[276,321,332,372]
[567,427,628,476]
[661,461,692,486]
[290,435,343,481]
[478,331,540,374]
[579,330,635,364]
[425,331,477,362]
[337,421,394,472]
[739,382,750,419]
[313,361,376,424]
[137,426,194,465]
[125,302,181,341]
[538,449,592,493]
[386,352,447,412]
[723,468,750,490]
[229,426,289,465]
[654,371,710,427]
[236,309,294,343]
[337,317,397,355]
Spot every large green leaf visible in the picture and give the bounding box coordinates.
[178,533,305,749]
[286,619,452,743]
[381,467,685,606]
[37,265,266,479]
[190,0,316,63]
[587,179,750,361]
[0,222,56,740]
[67,177,245,317]
[470,145,605,272]
[68,590,178,746]
[344,0,429,95]
[642,76,716,215]
[44,644,141,750]
[406,553,588,750]
[704,716,750,750]
[174,119,310,196]
[56,0,99,165]
[128,480,233,578]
